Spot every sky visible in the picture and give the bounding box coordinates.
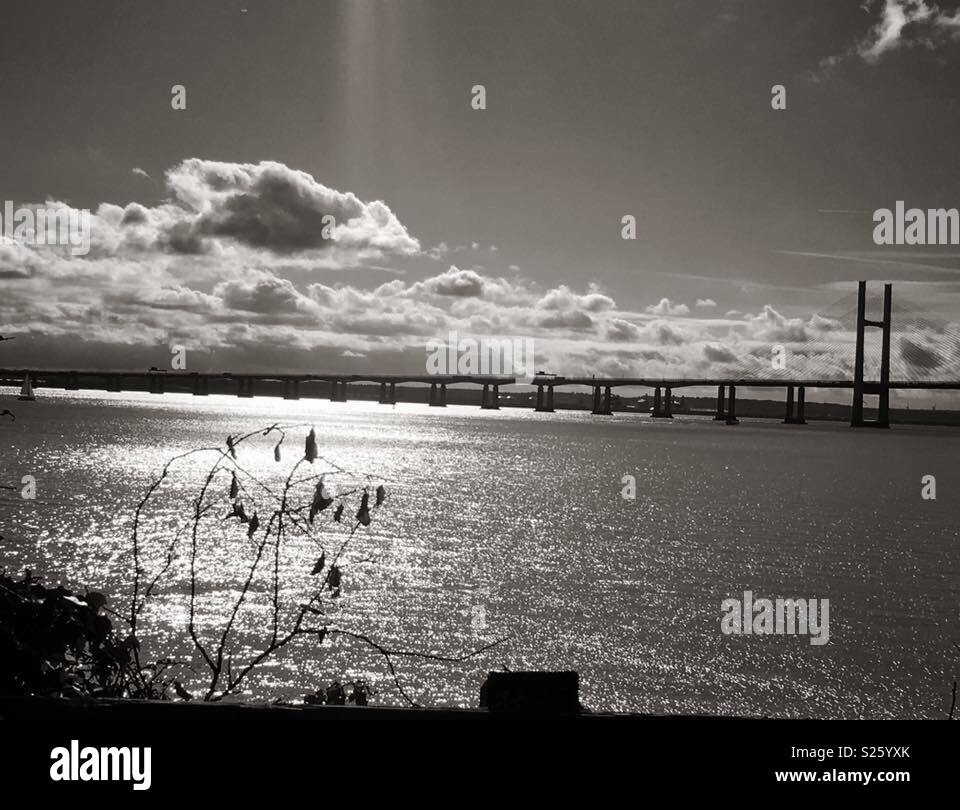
[1,0,960,400]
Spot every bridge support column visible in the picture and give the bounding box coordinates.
[851,280,891,428]
[784,385,796,423]
[192,375,209,396]
[481,383,500,409]
[65,372,80,391]
[237,377,253,398]
[149,374,165,395]
[592,385,612,415]
[378,382,394,404]
[536,385,555,412]
[664,387,674,418]
[282,379,299,400]
[331,380,347,402]
[651,386,669,418]
[725,385,739,424]
[782,385,806,424]
[714,385,725,420]
[429,382,446,406]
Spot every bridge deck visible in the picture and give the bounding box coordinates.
[2,369,959,390]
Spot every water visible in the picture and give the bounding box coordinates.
[1,388,957,717]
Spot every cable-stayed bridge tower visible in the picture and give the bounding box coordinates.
[851,281,892,428]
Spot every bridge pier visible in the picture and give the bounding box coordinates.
[331,380,348,402]
[714,385,725,420]
[429,382,447,406]
[725,385,739,424]
[237,377,253,398]
[651,386,673,418]
[535,384,555,412]
[192,375,209,396]
[481,383,500,409]
[282,378,300,400]
[149,374,165,395]
[378,382,397,404]
[783,385,805,424]
[591,385,612,415]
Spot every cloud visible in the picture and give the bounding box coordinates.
[1,158,950,382]
[650,321,687,346]
[163,159,420,256]
[821,0,960,74]
[427,242,450,260]
[695,298,717,308]
[537,310,594,330]
[747,305,809,342]
[645,297,690,316]
[419,266,485,297]
[215,272,314,315]
[605,318,642,342]
[899,336,944,369]
[703,344,738,364]
[537,283,615,313]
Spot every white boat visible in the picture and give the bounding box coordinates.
[18,375,36,401]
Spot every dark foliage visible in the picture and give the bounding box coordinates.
[0,571,167,699]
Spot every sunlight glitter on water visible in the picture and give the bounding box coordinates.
[1,388,958,716]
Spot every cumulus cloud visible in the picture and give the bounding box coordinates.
[419,266,486,297]
[649,321,687,346]
[606,318,642,342]
[747,305,809,343]
[645,297,690,316]
[2,158,948,382]
[695,298,717,308]
[537,283,615,312]
[215,273,313,315]
[162,159,420,255]
[703,343,738,364]
[61,159,421,264]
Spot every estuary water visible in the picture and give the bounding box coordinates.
[1,388,957,717]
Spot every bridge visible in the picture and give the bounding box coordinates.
[3,282,960,426]
[0,371,516,409]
